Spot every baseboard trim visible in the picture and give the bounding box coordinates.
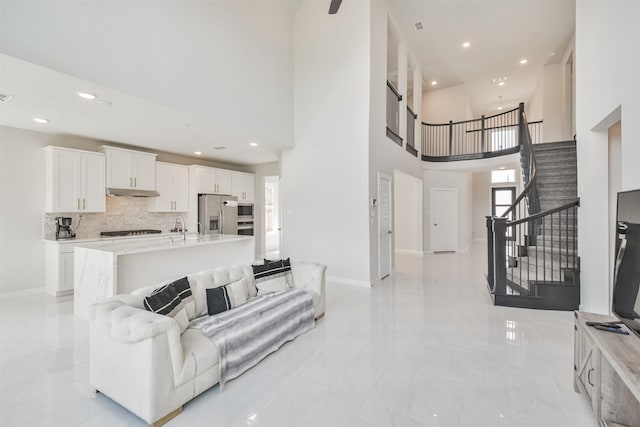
[326,276,372,288]
[423,250,434,255]
[0,287,45,300]
[395,249,424,256]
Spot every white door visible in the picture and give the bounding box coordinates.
[431,188,457,252]
[264,176,280,259]
[378,174,392,279]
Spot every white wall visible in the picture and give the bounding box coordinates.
[368,0,425,281]
[393,170,423,254]
[472,171,492,240]
[423,169,473,252]
[527,72,544,122]
[542,63,565,142]
[0,125,255,295]
[282,1,371,286]
[422,84,474,123]
[576,0,640,314]
[246,162,280,261]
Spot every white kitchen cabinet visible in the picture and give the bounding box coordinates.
[231,171,256,202]
[148,162,189,212]
[44,146,106,213]
[44,241,76,296]
[102,146,157,191]
[192,166,232,195]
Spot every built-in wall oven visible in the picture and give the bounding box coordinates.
[237,203,254,236]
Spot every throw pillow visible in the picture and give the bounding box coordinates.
[263,258,294,288]
[206,277,250,315]
[142,277,193,333]
[253,260,290,296]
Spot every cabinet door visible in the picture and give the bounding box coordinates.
[61,253,75,292]
[172,165,189,212]
[132,153,156,190]
[149,163,173,212]
[196,167,216,193]
[81,153,106,212]
[575,324,600,415]
[106,149,133,189]
[232,172,255,202]
[215,169,232,195]
[50,149,81,212]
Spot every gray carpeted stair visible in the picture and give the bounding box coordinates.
[506,140,579,297]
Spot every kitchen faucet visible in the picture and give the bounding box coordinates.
[172,216,186,240]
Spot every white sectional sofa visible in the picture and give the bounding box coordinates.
[89,261,326,426]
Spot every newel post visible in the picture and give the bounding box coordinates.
[492,217,508,296]
[518,102,525,147]
[486,216,495,288]
[481,115,486,152]
[448,120,453,156]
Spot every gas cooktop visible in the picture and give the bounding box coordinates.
[100,229,162,237]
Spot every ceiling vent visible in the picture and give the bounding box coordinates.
[212,146,227,150]
[415,22,424,30]
[0,94,14,103]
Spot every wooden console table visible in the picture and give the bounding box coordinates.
[574,311,640,427]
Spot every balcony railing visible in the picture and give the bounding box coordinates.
[528,120,543,144]
[421,107,521,161]
[386,81,402,145]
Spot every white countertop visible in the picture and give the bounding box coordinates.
[44,231,191,245]
[75,234,254,256]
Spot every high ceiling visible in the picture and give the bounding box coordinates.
[389,0,575,115]
[0,1,575,163]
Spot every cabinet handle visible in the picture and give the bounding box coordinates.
[129,177,132,187]
[134,177,137,187]
[77,198,80,210]
[83,198,86,210]
[587,368,594,386]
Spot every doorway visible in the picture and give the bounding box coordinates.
[431,188,457,252]
[264,176,280,259]
[378,173,392,279]
[393,170,423,254]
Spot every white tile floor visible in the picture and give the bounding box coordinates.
[0,243,597,427]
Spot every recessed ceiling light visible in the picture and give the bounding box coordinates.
[415,22,423,30]
[78,92,97,100]
[498,81,505,86]
[194,151,202,155]
[499,166,506,170]
[462,41,471,48]
[519,59,528,65]
[431,80,438,86]
[550,51,557,56]
[33,117,49,124]
[498,106,503,110]
[249,142,258,147]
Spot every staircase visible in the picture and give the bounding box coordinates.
[504,140,580,310]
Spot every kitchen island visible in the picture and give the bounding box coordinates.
[74,234,255,319]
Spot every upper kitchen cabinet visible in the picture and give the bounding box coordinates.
[231,171,255,202]
[44,146,106,213]
[148,162,189,212]
[191,166,232,195]
[102,146,157,191]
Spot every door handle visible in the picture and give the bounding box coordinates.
[434,224,438,226]
[587,368,594,386]
[388,231,392,234]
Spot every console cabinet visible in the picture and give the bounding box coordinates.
[574,311,640,427]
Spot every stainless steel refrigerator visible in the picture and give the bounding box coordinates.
[198,194,238,235]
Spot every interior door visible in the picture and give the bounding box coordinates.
[378,174,392,279]
[431,188,457,252]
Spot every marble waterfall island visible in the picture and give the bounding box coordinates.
[74,234,255,319]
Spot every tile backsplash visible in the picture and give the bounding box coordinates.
[44,196,185,240]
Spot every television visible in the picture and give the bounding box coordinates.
[612,189,640,337]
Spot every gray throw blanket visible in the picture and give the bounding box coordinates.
[189,288,315,387]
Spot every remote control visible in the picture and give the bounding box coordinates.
[594,324,630,335]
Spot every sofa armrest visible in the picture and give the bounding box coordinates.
[291,261,326,318]
[92,300,180,343]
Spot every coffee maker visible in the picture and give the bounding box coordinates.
[55,217,75,240]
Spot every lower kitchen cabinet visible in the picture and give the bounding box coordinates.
[44,241,76,296]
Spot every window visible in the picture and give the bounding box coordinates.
[492,187,516,218]
[491,169,516,183]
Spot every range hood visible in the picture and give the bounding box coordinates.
[106,188,159,197]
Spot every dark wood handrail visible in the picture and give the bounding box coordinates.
[502,108,537,218]
[466,122,518,133]
[507,199,579,227]
[386,80,402,101]
[528,120,543,125]
[407,105,417,119]
[421,106,518,127]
